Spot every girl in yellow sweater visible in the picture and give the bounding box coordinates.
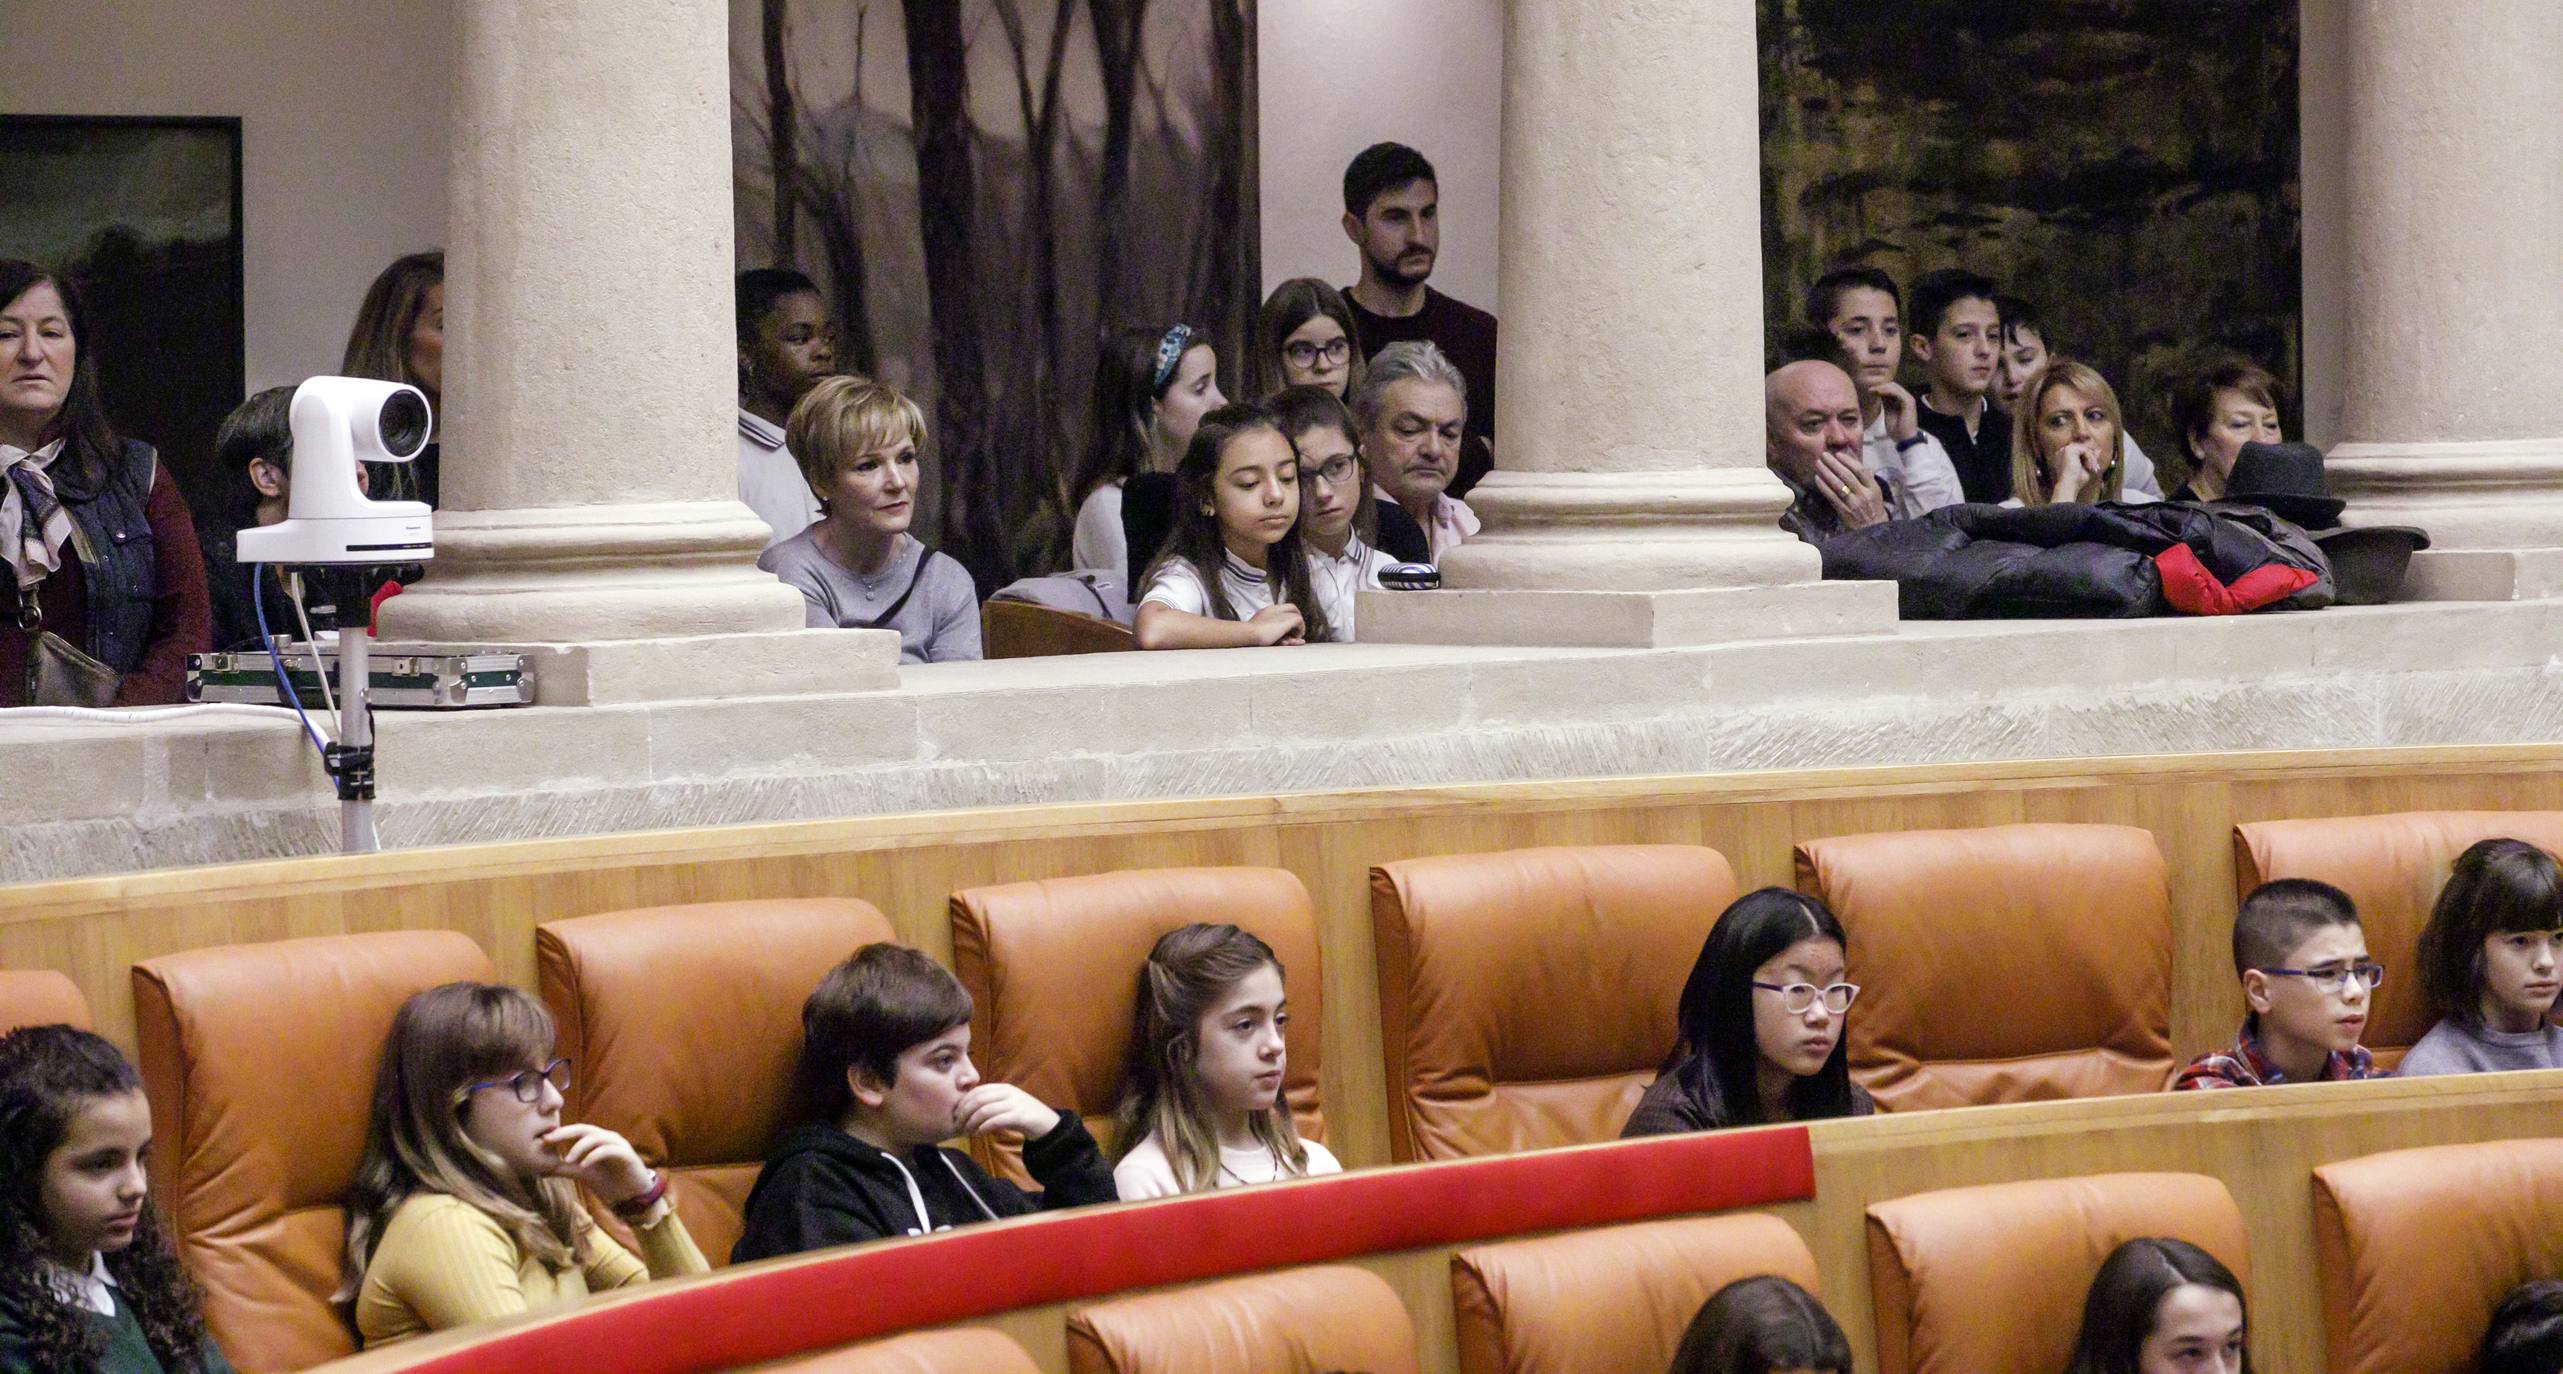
[339,983,705,1347]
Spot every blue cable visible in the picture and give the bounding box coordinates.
[252,563,327,753]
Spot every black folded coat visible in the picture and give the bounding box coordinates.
[1818,501,2336,619]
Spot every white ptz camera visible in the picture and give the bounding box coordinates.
[234,377,435,567]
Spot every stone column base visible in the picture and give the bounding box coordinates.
[377,501,810,643]
[1356,581,1899,648]
[2395,549,2563,603]
[2329,438,2563,548]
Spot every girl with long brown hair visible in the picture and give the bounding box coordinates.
[340,983,704,1347]
[1109,924,1341,1198]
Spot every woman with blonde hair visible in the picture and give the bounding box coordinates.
[2008,359,2153,508]
[757,376,981,662]
[341,983,704,1347]
[339,252,445,504]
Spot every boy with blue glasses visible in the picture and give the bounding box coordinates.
[2176,879,2390,1089]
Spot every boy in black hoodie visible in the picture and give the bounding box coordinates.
[731,943,1117,1262]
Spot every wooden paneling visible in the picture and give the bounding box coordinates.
[5,744,2561,1170]
[320,1072,2563,1374]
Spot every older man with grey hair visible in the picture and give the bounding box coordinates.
[1351,340,1477,565]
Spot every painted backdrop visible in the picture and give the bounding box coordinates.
[1760,0,2302,478]
[732,0,1256,588]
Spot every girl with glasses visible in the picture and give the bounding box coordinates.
[341,983,705,1347]
[1250,278,1367,401]
[1623,888,1873,1137]
[1266,386,1393,641]
[2404,838,2563,1077]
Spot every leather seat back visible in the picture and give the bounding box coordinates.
[537,897,896,1264]
[1451,1212,1819,1374]
[0,968,89,1032]
[2236,811,2563,1063]
[1865,1171,2248,1374]
[1067,1263,1420,1374]
[133,930,495,1372]
[1798,823,2173,1108]
[1370,845,1736,1160]
[2313,1138,2563,1374]
[762,1327,1042,1373]
[951,867,1324,1174]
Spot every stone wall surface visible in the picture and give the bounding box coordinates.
[5,603,2561,885]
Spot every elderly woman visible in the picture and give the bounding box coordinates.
[2005,359,2158,509]
[2166,359,2287,503]
[0,261,210,707]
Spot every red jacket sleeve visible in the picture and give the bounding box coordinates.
[112,465,213,706]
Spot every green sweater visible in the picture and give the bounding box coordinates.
[0,1284,233,1374]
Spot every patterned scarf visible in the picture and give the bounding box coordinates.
[0,439,75,591]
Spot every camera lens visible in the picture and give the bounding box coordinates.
[377,389,431,459]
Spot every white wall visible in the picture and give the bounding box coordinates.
[1257,0,1504,314]
[0,1,453,393]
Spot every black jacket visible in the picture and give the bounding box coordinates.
[1819,500,2333,619]
[730,1112,1117,1263]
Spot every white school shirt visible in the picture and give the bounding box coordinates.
[1071,481,1127,575]
[1139,550,1279,620]
[736,410,820,548]
[1112,1133,1345,1201]
[1307,535,1392,642]
[1862,412,1965,517]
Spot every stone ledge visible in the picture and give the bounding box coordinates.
[3,597,2560,882]
[1357,581,1901,648]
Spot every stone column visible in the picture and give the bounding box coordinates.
[377,0,879,680]
[2323,0,2563,598]
[1361,0,1895,648]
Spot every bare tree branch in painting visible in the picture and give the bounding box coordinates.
[994,0,1083,515]
[763,0,797,261]
[902,0,1000,585]
[1088,0,1152,308]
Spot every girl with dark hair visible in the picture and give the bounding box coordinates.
[1665,1275,1851,1374]
[1069,324,1225,577]
[1266,386,1391,640]
[339,252,444,505]
[1110,923,1342,1199]
[1251,279,1365,400]
[1623,888,1873,1137]
[2062,1237,2247,1374]
[0,1025,231,1373]
[342,983,704,1347]
[2403,838,2563,1076]
[1132,401,1333,649]
[0,262,212,707]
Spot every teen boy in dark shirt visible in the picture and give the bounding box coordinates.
[1340,142,1497,499]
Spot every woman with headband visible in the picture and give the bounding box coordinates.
[1068,324,1226,581]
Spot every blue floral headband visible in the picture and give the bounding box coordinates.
[1151,324,1195,392]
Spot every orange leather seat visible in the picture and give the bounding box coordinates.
[1068,1263,1420,1374]
[1866,1172,2249,1374]
[1451,1212,1819,1374]
[2236,811,2563,1065]
[1370,845,1737,1160]
[2313,1137,2563,1374]
[133,930,495,1372]
[0,967,89,1032]
[536,897,896,1264]
[950,867,1325,1175]
[1798,823,2173,1109]
[761,1327,1041,1373]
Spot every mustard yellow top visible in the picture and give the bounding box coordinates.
[354,1192,707,1348]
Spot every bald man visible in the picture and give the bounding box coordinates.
[1766,360,1894,545]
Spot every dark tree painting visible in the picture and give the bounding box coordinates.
[0,117,246,526]
[733,0,1257,590]
[1759,0,2300,482]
